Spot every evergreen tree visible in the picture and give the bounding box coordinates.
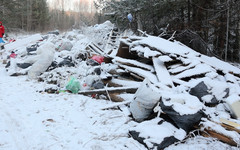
[100,0,240,62]
[0,0,49,32]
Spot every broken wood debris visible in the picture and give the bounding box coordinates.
[199,119,240,147]
[201,129,238,146]
[35,29,240,148]
[77,86,138,95]
[103,35,240,148]
[87,42,104,55]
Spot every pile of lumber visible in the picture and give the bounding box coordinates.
[100,35,240,147]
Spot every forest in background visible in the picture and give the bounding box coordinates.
[1,0,240,62]
[0,0,97,32]
[98,0,240,62]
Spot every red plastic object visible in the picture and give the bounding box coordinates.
[10,53,17,58]
[91,55,104,64]
[91,94,96,98]
[9,39,16,43]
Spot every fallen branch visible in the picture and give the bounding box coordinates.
[105,83,112,101]
[168,31,176,41]
[101,100,131,110]
[137,29,149,37]
[78,86,138,95]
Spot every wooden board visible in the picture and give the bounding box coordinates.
[201,129,237,146]
[219,118,240,133]
[118,64,158,83]
[116,42,138,59]
[152,57,174,88]
[78,86,138,95]
[114,56,154,71]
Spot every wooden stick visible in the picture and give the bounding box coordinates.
[100,100,131,110]
[105,83,112,101]
[78,86,138,95]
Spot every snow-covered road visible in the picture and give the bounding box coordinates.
[0,64,145,150]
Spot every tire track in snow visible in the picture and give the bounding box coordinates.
[0,103,30,150]
[0,66,31,150]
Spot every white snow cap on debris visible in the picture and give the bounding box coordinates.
[129,35,240,75]
[161,92,204,115]
[4,34,42,52]
[131,118,186,148]
[28,42,55,79]
[94,20,114,30]
[226,94,240,105]
[130,35,198,56]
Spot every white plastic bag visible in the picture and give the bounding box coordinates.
[130,78,161,122]
[28,42,55,79]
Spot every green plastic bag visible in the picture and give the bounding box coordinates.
[66,76,80,94]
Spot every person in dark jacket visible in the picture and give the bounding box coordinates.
[0,21,5,43]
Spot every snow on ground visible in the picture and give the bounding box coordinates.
[0,65,238,150]
[0,64,145,150]
[1,21,240,150]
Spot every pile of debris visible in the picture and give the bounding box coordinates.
[111,35,240,149]
[1,21,240,149]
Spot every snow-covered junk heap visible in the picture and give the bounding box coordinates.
[1,21,240,149]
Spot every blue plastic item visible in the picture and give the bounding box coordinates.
[127,13,133,23]
[0,38,5,43]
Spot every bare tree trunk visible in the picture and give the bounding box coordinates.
[187,0,191,26]
[21,8,24,30]
[137,13,143,31]
[27,0,32,32]
[225,0,230,61]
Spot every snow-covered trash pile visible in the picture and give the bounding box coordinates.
[116,34,240,148]
[2,21,118,93]
[1,21,240,149]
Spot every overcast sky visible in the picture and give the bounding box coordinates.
[47,0,95,12]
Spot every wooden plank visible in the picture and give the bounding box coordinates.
[201,129,238,146]
[103,80,123,87]
[101,100,131,110]
[173,63,212,80]
[199,119,240,147]
[152,57,174,88]
[88,42,104,55]
[78,86,138,95]
[116,42,138,59]
[220,118,240,128]
[118,64,159,83]
[114,56,154,72]
[219,123,240,134]
[104,29,114,54]
[103,78,142,87]
[130,73,145,81]
[219,118,240,133]
[109,93,125,102]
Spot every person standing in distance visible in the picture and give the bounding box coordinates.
[0,21,5,43]
[127,13,133,23]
